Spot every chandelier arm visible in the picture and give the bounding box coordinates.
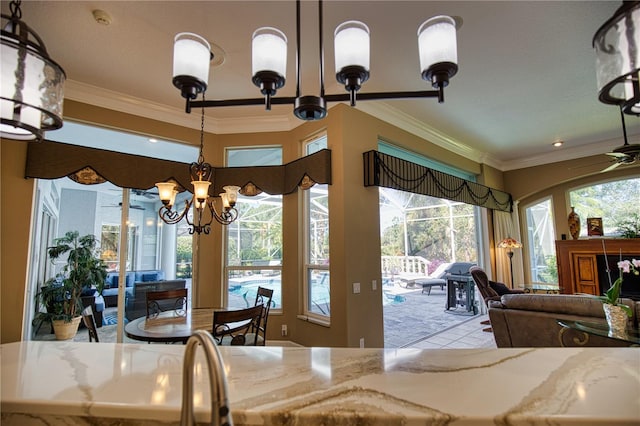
[187,89,442,111]
[159,199,192,225]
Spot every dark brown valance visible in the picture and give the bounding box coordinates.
[363,150,512,212]
[26,140,331,195]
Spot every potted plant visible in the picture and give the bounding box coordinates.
[596,259,639,335]
[34,231,107,340]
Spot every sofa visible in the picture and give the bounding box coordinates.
[102,270,167,307]
[488,293,637,347]
[124,278,187,321]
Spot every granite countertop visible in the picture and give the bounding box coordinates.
[1,341,639,425]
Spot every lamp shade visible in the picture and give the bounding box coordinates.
[192,179,211,202]
[223,185,240,207]
[1,11,65,141]
[173,32,211,99]
[418,16,457,71]
[155,182,176,204]
[498,238,522,249]
[252,27,287,78]
[334,20,370,74]
[593,2,640,115]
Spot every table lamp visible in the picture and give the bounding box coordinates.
[498,237,522,287]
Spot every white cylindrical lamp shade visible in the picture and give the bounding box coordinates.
[334,21,370,73]
[252,27,287,77]
[173,33,211,86]
[192,180,211,202]
[418,16,458,73]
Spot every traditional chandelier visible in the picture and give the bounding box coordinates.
[593,1,639,115]
[171,0,460,120]
[155,105,240,235]
[1,0,65,141]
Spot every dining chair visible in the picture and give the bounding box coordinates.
[81,305,100,343]
[146,288,188,319]
[213,304,264,346]
[252,286,274,345]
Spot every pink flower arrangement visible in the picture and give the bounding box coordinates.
[598,259,639,317]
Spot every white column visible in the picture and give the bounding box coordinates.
[160,222,178,280]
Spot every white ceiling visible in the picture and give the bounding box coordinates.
[5,0,639,171]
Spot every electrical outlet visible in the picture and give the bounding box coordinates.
[372,280,377,290]
[353,282,361,294]
[281,324,287,336]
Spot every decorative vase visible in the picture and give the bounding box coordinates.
[52,316,82,340]
[602,304,628,338]
[568,207,580,240]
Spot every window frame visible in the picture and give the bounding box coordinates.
[301,133,330,323]
[523,196,557,284]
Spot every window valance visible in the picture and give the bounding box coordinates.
[363,150,512,212]
[26,140,331,195]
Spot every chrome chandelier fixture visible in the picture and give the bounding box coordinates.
[1,0,65,141]
[171,0,460,121]
[155,105,240,235]
[593,1,639,115]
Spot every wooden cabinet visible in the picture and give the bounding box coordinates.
[555,239,640,295]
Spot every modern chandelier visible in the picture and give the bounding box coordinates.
[155,104,240,235]
[593,1,639,115]
[0,0,65,141]
[171,0,460,121]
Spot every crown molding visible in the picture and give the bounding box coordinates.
[64,80,297,134]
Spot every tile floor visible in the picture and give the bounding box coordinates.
[403,313,497,349]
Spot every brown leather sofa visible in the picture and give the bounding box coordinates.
[488,293,637,347]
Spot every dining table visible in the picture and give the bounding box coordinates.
[124,308,218,343]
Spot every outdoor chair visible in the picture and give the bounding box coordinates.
[81,305,100,343]
[213,304,264,346]
[145,288,188,319]
[470,266,524,332]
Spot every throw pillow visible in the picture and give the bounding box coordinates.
[489,281,511,296]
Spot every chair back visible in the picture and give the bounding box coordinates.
[470,266,500,306]
[146,288,188,319]
[213,304,264,346]
[81,305,99,343]
[253,286,274,345]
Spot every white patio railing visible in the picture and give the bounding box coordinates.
[381,256,430,276]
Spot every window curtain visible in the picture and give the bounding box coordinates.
[493,203,524,288]
[25,140,331,195]
[363,150,512,212]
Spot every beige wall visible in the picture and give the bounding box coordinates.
[1,100,486,345]
[1,140,35,343]
[504,158,639,284]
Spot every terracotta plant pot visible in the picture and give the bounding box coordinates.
[52,316,82,340]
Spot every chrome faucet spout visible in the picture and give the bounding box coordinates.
[181,330,233,426]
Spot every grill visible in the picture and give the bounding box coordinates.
[444,262,478,314]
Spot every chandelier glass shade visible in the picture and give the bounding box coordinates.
[171,0,460,119]
[0,0,65,141]
[593,1,640,115]
[155,106,240,235]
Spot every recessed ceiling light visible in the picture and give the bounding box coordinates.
[148,138,158,143]
[552,140,563,147]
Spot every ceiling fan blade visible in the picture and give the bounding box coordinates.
[601,161,622,173]
[605,152,630,158]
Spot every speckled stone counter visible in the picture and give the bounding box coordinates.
[1,341,639,425]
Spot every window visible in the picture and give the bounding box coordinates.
[569,177,640,237]
[304,134,330,319]
[225,147,283,310]
[524,197,557,284]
